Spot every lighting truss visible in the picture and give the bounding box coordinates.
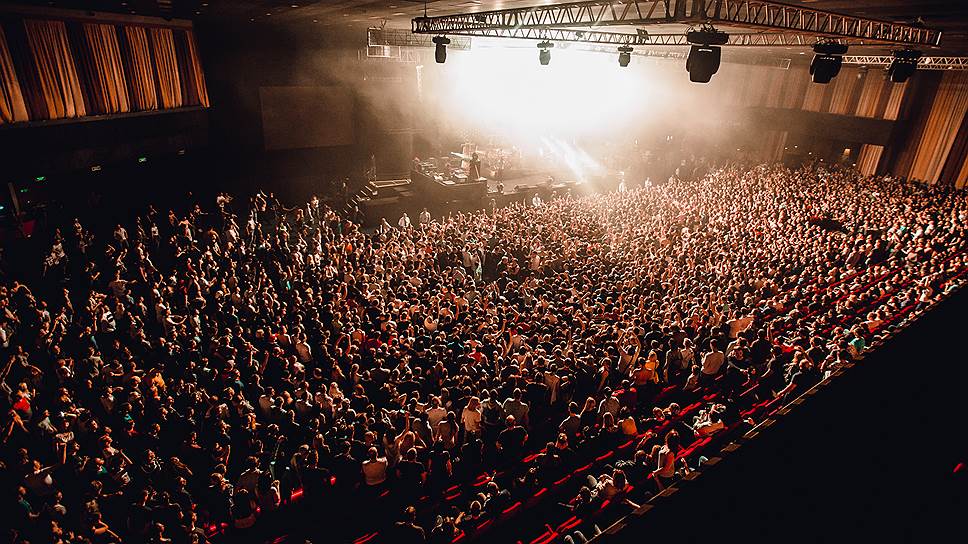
[443,29,865,47]
[368,27,472,50]
[842,56,968,70]
[440,27,650,45]
[412,0,942,48]
[578,44,792,68]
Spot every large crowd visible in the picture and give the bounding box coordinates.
[2,163,966,544]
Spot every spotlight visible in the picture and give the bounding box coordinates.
[686,29,729,46]
[686,45,721,83]
[618,46,632,67]
[432,35,450,64]
[685,26,727,83]
[537,41,553,66]
[810,42,848,84]
[887,49,921,83]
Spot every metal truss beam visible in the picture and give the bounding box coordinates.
[441,27,651,45]
[368,27,472,50]
[412,0,942,48]
[842,56,968,71]
[578,44,792,68]
[443,29,864,47]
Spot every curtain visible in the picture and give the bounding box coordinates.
[780,66,810,110]
[184,30,209,107]
[1,15,208,123]
[23,19,86,119]
[939,111,968,187]
[802,81,825,112]
[743,66,769,107]
[855,70,885,118]
[121,25,157,111]
[883,82,907,120]
[828,67,858,115]
[957,154,968,189]
[148,27,182,108]
[0,25,29,124]
[762,67,786,108]
[80,23,129,114]
[856,144,884,176]
[907,72,968,183]
[759,130,787,162]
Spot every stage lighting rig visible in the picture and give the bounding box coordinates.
[887,49,922,83]
[810,42,848,84]
[537,41,553,65]
[618,45,632,67]
[432,35,451,63]
[685,26,727,83]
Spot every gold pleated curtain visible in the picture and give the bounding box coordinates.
[122,26,158,111]
[759,130,788,162]
[761,68,786,109]
[81,23,130,114]
[802,82,825,112]
[856,144,884,176]
[0,25,30,124]
[779,66,810,110]
[854,70,885,118]
[827,68,858,115]
[148,27,182,109]
[185,30,209,107]
[23,19,86,119]
[882,83,907,120]
[956,155,968,188]
[741,66,763,106]
[907,72,968,183]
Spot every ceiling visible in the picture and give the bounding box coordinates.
[12,1,968,55]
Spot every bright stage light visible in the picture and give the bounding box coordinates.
[435,44,658,140]
[888,50,921,83]
[433,35,451,64]
[422,41,742,147]
[538,41,553,66]
[685,27,727,83]
[810,42,848,84]
[618,46,632,67]
[686,45,721,83]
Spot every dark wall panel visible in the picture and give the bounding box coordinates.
[259,86,355,150]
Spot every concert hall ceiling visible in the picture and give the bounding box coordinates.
[10,1,968,54]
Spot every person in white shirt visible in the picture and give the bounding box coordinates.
[398,213,411,229]
[426,396,447,427]
[461,397,482,438]
[362,447,388,486]
[377,218,392,234]
[701,340,725,380]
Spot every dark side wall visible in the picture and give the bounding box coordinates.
[1,17,405,216]
[195,21,415,203]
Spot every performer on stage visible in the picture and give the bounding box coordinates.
[469,152,482,181]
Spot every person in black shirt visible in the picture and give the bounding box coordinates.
[393,506,427,544]
[496,416,528,466]
[749,328,773,372]
[396,448,426,493]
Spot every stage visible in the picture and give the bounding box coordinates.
[356,169,614,226]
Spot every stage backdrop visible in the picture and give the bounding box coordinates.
[259,86,354,151]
